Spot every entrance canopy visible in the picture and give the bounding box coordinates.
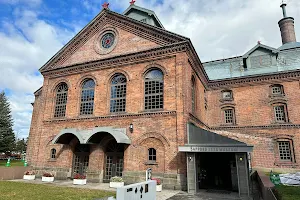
[179,123,253,153]
[52,127,131,145]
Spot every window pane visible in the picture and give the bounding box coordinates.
[274,105,286,122]
[148,148,156,161]
[54,83,68,118]
[272,86,283,94]
[51,149,56,159]
[224,109,234,124]
[278,141,292,161]
[80,79,95,115]
[223,91,232,99]
[144,69,163,110]
[110,74,127,113]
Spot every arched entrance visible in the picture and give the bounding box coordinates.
[72,144,90,176]
[52,128,131,181]
[103,139,125,182]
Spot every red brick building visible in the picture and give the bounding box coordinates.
[26,2,300,198]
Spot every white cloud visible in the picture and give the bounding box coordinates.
[0,8,75,138]
[135,0,300,61]
[2,0,300,139]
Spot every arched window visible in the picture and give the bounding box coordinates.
[148,148,156,162]
[54,83,68,118]
[223,107,236,125]
[191,76,196,113]
[144,69,164,110]
[274,104,288,123]
[275,137,295,163]
[50,148,56,159]
[110,74,127,113]
[80,79,95,115]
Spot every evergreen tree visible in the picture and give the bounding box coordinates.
[15,138,27,153]
[0,91,15,153]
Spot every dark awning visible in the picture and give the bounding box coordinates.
[179,123,253,153]
[52,127,131,145]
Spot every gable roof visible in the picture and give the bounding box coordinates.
[39,8,188,73]
[123,4,164,29]
[242,43,279,59]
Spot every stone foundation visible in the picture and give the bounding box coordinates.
[86,170,103,183]
[122,171,187,191]
[30,167,187,191]
[32,167,70,180]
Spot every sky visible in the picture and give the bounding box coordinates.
[0,0,300,139]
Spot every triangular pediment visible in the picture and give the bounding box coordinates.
[242,43,279,59]
[40,9,188,73]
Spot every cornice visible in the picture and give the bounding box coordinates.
[42,42,187,78]
[189,113,209,129]
[189,113,300,130]
[34,87,43,97]
[211,123,300,130]
[43,110,177,123]
[208,69,300,89]
[186,42,209,86]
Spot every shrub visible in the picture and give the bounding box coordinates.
[24,170,35,175]
[152,178,161,185]
[110,176,123,182]
[43,172,54,177]
[73,173,86,179]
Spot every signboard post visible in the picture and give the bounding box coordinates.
[146,168,152,181]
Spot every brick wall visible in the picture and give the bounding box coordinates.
[207,81,300,126]
[27,51,190,186]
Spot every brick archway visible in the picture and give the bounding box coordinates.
[135,132,170,147]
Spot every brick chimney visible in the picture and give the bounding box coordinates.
[278,2,297,44]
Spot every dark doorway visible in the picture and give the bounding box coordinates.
[197,153,237,192]
[103,140,124,182]
[72,144,90,177]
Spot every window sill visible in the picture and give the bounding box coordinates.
[219,98,234,103]
[48,159,57,162]
[220,124,237,127]
[272,121,290,125]
[109,112,127,115]
[53,117,67,120]
[269,94,285,98]
[144,161,158,165]
[78,114,95,118]
[274,161,298,168]
[140,109,164,113]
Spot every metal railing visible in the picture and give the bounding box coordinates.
[266,187,278,200]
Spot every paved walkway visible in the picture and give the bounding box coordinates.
[10,179,180,200]
[166,192,243,200]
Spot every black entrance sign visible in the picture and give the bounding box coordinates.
[191,146,238,152]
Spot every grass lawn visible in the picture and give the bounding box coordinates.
[0,181,115,200]
[0,160,24,167]
[275,185,300,200]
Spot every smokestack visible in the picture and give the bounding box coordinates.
[278,2,297,44]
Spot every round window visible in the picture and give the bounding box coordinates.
[101,33,115,49]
